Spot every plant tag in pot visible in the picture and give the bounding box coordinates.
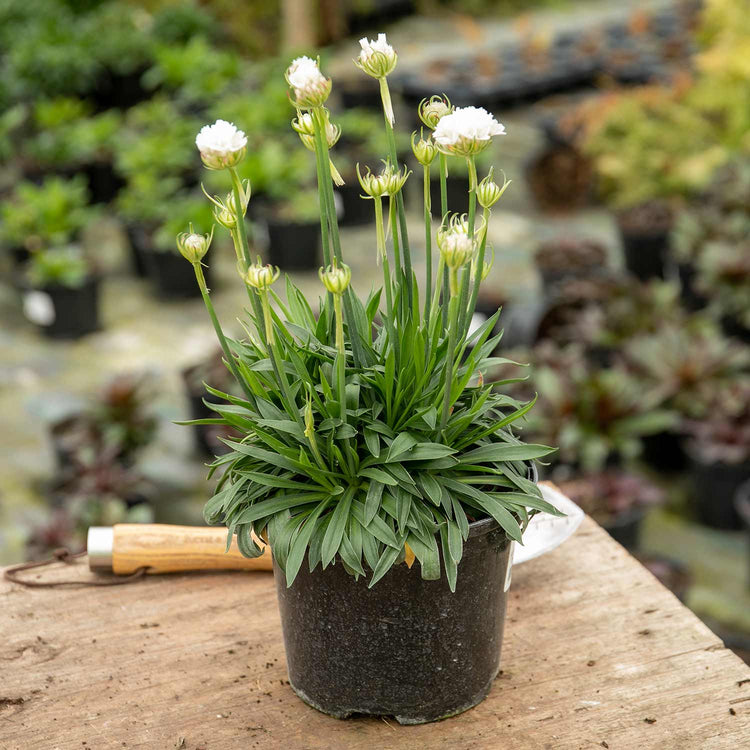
[513,482,584,565]
[23,291,56,326]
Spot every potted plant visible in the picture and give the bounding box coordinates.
[683,383,750,530]
[23,245,99,339]
[146,194,215,298]
[671,157,750,317]
[622,318,750,472]
[0,175,94,270]
[615,199,674,281]
[508,341,676,473]
[50,373,158,474]
[182,349,239,456]
[556,470,665,549]
[734,479,750,588]
[173,45,561,723]
[534,237,607,293]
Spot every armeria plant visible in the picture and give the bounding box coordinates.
[178,35,558,590]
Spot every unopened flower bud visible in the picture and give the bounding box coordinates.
[292,110,340,152]
[355,33,398,79]
[418,95,452,130]
[304,394,315,439]
[195,120,247,170]
[357,162,409,199]
[477,169,511,209]
[245,258,280,291]
[286,56,331,109]
[176,226,213,263]
[319,263,352,295]
[411,132,437,166]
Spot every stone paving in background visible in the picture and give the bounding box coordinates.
[1,0,748,648]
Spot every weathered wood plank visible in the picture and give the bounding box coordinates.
[1,518,748,749]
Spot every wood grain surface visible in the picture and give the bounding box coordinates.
[1,517,748,749]
[111,524,272,575]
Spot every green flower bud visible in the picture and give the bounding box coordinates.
[176,226,213,263]
[319,262,352,295]
[477,169,511,209]
[418,95,453,130]
[244,258,280,291]
[411,132,438,166]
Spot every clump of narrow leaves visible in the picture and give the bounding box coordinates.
[199,277,556,590]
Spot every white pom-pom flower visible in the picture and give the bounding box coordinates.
[195,119,247,170]
[356,33,397,78]
[432,106,506,157]
[286,56,331,108]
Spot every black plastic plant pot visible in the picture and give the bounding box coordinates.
[266,220,320,271]
[617,223,670,281]
[734,481,750,589]
[146,249,206,299]
[677,262,706,312]
[35,277,100,339]
[125,223,152,278]
[603,506,646,550]
[335,183,372,226]
[83,161,125,205]
[690,457,750,530]
[640,430,687,473]
[273,517,512,724]
[430,175,470,218]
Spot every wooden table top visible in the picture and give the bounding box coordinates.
[2,517,749,749]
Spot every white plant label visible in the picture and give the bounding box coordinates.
[504,543,515,592]
[23,291,55,326]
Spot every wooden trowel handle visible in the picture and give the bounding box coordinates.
[98,524,272,575]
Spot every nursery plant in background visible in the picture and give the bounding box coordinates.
[174,40,559,724]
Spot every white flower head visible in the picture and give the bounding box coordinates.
[195,119,247,170]
[286,56,331,108]
[355,33,397,78]
[432,106,506,157]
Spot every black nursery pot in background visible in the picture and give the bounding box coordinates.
[430,175,470,218]
[735,481,750,589]
[274,517,512,725]
[690,457,750,530]
[616,201,673,281]
[266,220,320,271]
[35,277,100,339]
[335,183,373,226]
[146,250,207,299]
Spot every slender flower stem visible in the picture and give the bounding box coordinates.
[440,293,459,433]
[333,294,346,423]
[310,111,333,269]
[388,196,401,271]
[374,197,393,314]
[311,106,366,365]
[466,205,491,337]
[423,163,432,321]
[379,76,413,312]
[457,155,478,337]
[229,168,252,269]
[259,289,304,428]
[439,153,449,330]
[430,256,445,328]
[193,262,254,403]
